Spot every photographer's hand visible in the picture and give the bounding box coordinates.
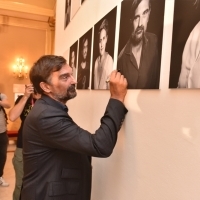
[24,84,34,98]
[9,84,33,121]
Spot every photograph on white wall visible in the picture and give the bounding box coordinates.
[71,0,81,20]
[64,0,71,29]
[69,40,78,80]
[91,7,117,90]
[77,28,92,89]
[117,0,165,89]
[169,0,200,89]
[63,49,70,64]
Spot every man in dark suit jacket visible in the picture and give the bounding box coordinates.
[20,55,128,200]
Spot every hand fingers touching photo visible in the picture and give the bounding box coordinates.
[109,70,127,103]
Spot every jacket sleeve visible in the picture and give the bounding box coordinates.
[35,98,128,158]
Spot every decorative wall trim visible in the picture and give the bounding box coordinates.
[0,1,54,17]
[0,15,54,54]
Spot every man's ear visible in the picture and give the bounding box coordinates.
[39,82,51,93]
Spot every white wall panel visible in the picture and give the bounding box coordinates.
[54,0,200,199]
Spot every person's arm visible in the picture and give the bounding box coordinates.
[9,84,33,122]
[27,71,128,157]
[0,94,11,109]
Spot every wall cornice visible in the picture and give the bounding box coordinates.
[0,1,54,17]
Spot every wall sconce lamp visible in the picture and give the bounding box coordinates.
[13,57,29,79]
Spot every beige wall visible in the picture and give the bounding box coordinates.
[55,0,200,200]
[0,15,54,130]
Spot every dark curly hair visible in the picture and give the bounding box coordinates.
[130,0,151,19]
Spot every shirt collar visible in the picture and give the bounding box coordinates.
[41,94,68,112]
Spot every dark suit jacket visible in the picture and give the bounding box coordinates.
[21,95,127,200]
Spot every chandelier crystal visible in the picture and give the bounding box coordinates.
[13,57,29,79]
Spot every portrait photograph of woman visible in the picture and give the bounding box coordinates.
[91,7,117,90]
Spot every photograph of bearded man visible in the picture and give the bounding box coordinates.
[117,0,165,89]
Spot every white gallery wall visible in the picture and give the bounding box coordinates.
[54,0,200,199]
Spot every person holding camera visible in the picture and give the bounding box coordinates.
[0,92,11,187]
[8,84,40,200]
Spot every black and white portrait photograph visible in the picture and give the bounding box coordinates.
[77,28,92,89]
[69,40,78,80]
[64,0,71,29]
[71,0,81,20]
[91,7,117,90]
[117,0,165,89]
[169,0,200,89]
[63,49,70,64]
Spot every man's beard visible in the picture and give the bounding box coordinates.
[53,84,77,103]
[66,84,77,101]
[131,26,144,45]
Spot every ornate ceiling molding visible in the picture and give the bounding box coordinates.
[0,0,54,17]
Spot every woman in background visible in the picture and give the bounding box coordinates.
[0,92,11,187]
[9,84,41,200]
